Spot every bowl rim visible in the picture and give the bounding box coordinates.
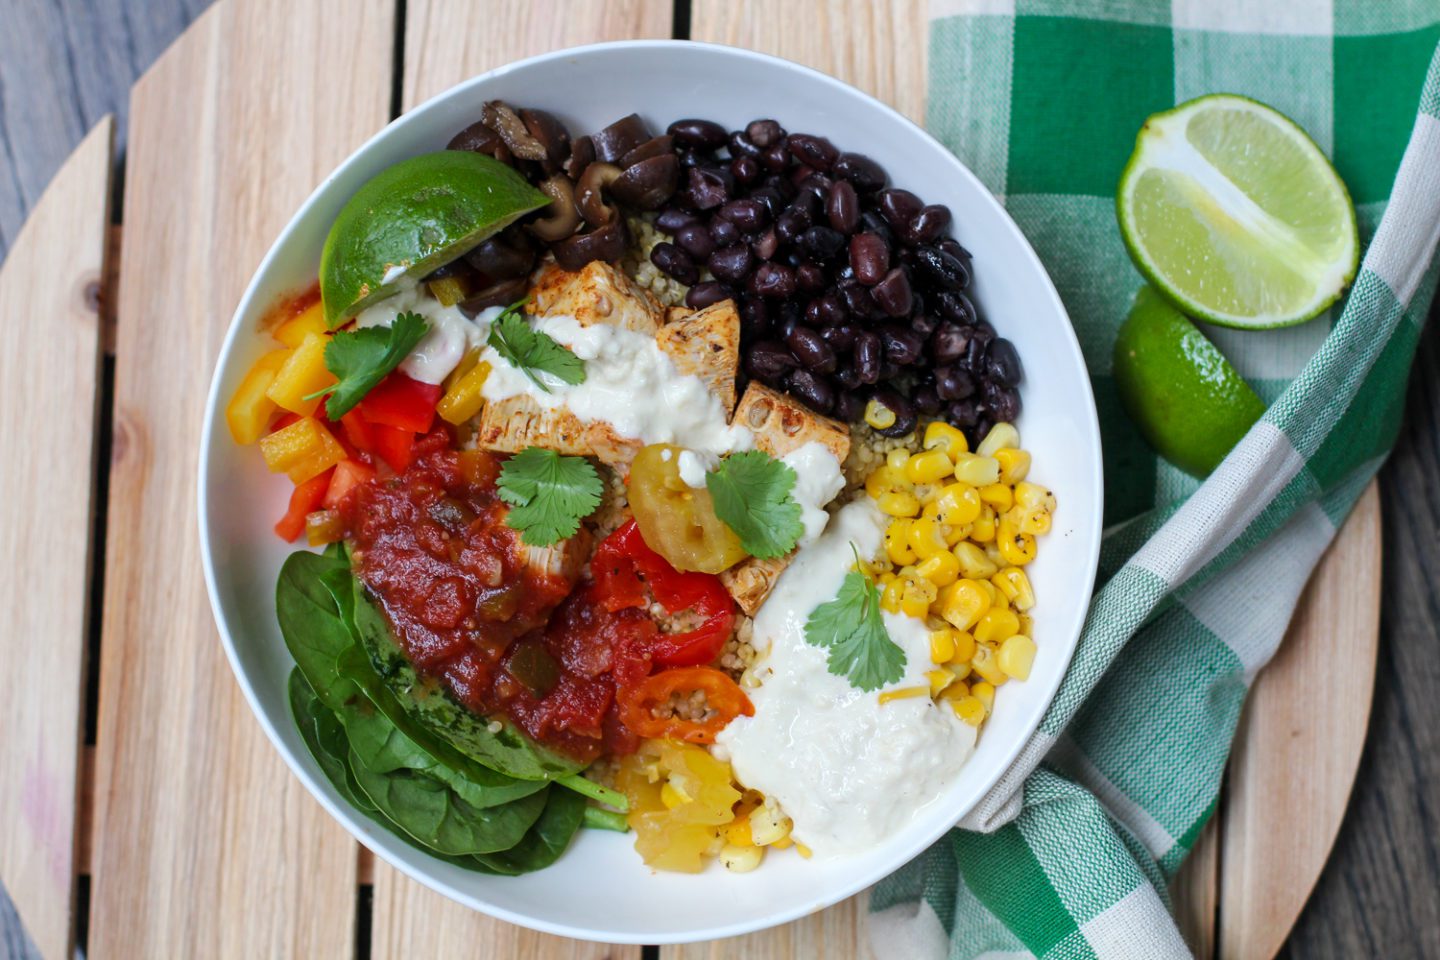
[198,37,1103,944]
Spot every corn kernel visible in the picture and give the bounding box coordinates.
[998,634,1036,680]
[908,517,951,560]
[977,578,1000,607]
[978,483,1014,511]
[901,578,938,617]
[938,678,970,701]
[952,452,1001,486]
[749,802,792,846]
[881,578,904,613]
[947,661,973,681]
[943,521,973,546]
[876,490,921,517]
[1017,613,1035,636]
[929,629,957,664]
[992,567,1036,611]
[886,447,911,470]
[977,422,1020,456]
[971,644,1009,686]
[905,449,954,484]
[865,398,898,430]
[926,669,955,696]
[934,482,982,526]
[917,483,943,505]
[973,608,1020,645]
[940,579,990,631]
[997,513,1037,566]
[951,696,987,726]
[971,681,996,713]
[725,815,754,846]
[720,843,764,872]
[971,505,998,543]
[1014,481,1055,512]
[885,519,919,565]
[953,542,999,580]
[923,421,969,459]
[950,629,977,664]
[866,464,912,499]
[1020,509,1052,536]
[916,551,960,588]
[996,448,1032,484]
[878,685,929,704]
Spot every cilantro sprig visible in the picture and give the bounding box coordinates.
[705,451,805,559]
[305,311,430,419]
[497,447,603,546]
[487,300,585,393]
[803,550,907,692]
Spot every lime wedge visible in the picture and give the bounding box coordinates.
[1114,285,1266,477]
[320,151,550,327]
[1116,94,1358,329]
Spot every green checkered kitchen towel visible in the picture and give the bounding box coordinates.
[870,3,1440,958]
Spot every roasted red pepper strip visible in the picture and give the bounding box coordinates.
[359,372,443,434]
[617,667,754,744]
[275,468,333,542]
[591,520,736,667]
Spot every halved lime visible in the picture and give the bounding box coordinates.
[320,151,550,327]
[1117,94,1358,329]
[1114,285,1266,477]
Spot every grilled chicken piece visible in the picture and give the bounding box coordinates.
[474,396,642,468]
[528,259,663,335]
[517,526,592,583]
[656,299,741,416]
[721,382,853,615]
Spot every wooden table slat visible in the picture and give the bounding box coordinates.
[87,2,394,956]
[0,114,112,960]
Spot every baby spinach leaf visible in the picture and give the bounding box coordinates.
[288,669,376,814]
[472,786,587,875]
[276,550,361,712]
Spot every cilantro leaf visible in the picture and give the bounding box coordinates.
[705,451,805,560]
[496,447,603,546]
[803,564,907,692]
[486,301,585,393]
[307,311,430,419]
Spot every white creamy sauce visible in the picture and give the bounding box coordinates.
[716,500,978,858]
[781,443,846,547]
[479,314,754,458]
[354,288,500,386]
[677,449,718,488]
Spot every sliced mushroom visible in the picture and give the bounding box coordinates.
[591,114,651,164]
[481,100,548,162]
[447,120,512,164]
[552,218,629,271]
[459,276,531,316]
[618,134,675,169]
[519,108,571,168]
[576,162,623,227]
[463,231,536,281]
[565,135,595,180]
[528,176,582,242]
[609,154,679,211]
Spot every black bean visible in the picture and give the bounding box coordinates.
[964,335,988,373]
[835,390,867,422]
[870,386,916,437]
[762,173,797,200]
[786,326,837,373]
[668,118,728,151]
[674,222,716,260]
[827,180,860,234]
[986,338,1023,387]
[798,172,834,202]
[984,381,1021,423]
[834,364,862,390]
[935,365,976,401]
[719,198,769,233]
[676,149,707,171]
[948,399,981,428]
[915,244,970,290]
[859,210,895,247]
[796,263,827,293]
[707,244,754,284]
[786,369,836,413]
[834,152,887,191]
[789,188,821,219]
[731,154,762,184]
[800,225,846,261]
[911,312,938,337]
[656,207,699,233]
[968,417,994,449]
[776,206,811,243]
[821,323,859,351]
[749,187,786,221]
[853,332,882,384]
[746,340,797,379]
[739,297,769,339]
[879,324,925,365]
[688,166,733,210]
[973,320,997,347]
[930,322,970,363]
[880,358,902,381]
[938,237,972,262]
[905,204,952,245]
[913,384,943,416]
[841,281,879,319]
[708,217,741,248]
[761,140,790,172]
[788,133,839,170]
[810,292,848,327]
[776,300,804,334]
[752,262,797,298]
[872,267,913,316]
[751,228,780,261]
[685,281,734,310]
[728,131,762,158]
[650,242,699,285]
[849,233,890,285]
[746,119,786,148]
[935,290,977,325]
[878,189,924,234]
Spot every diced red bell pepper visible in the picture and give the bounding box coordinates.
[270,412,302,434]
[339,409,375,454]
[370,423,416,473]
[275,469,334,542]
[617,668,754,744]
[323,459,376,509]
[592,520,736,667]
[359,372,443,434]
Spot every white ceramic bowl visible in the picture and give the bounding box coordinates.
[200,40,1102,944]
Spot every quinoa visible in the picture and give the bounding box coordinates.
[590,465,630,541]
[651,688,717,723]
[718,615,756,679]
[622,215,690,307]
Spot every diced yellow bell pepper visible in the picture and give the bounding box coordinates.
[225,348,291,444]
[274,302,327,348]
[265,332,335,416]
[437,360,491,425]
[258,417,347,483]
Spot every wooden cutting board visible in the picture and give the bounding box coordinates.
[0,1,1381,957]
